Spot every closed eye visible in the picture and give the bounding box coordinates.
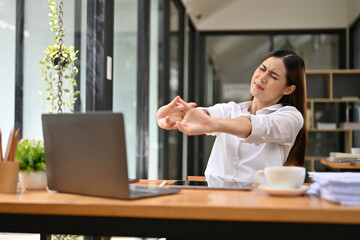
[271,74,278,80]
[259,64,266,71]
[261,64,280,79]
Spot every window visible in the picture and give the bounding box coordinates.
[350,16,360,69]
[113,0,138,178]
[0,0,16,147]
[205,31,344,104]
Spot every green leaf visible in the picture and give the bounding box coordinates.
[16,139,46,172]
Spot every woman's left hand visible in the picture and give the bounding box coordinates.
[176,98,212,136]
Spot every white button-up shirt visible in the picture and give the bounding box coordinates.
[203,101,303,182]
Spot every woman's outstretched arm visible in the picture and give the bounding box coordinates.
[176,97,252,137]
[157,96,197,130]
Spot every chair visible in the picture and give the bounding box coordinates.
[187,176,206,181]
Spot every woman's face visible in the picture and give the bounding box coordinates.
[250,57,294,106]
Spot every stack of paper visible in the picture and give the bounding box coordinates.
[316,122,337,130]
[341,122,360,130]
[327,152,360,162]
[308,172,360,206]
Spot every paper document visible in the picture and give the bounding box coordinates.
[308,172,360,206]
[328,152,360,161]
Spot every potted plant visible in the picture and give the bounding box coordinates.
[39,0,80,113]
[16,139,47,189]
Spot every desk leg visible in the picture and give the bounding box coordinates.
[84,236,111,240]
[40,234,51,240]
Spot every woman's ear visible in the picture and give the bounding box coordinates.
[282,85,296,95]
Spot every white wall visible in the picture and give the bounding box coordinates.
[186,0,350,31]
[347,0,360,26]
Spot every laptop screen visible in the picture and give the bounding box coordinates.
[42,112,131,198]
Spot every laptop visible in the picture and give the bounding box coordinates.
[42,112,180,200]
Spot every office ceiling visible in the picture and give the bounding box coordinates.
[182,0,235,26]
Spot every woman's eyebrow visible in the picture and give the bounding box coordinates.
[262,64,280,77]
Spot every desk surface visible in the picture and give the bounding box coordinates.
[0,180,360,225]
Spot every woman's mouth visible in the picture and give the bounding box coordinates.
[254,83,264,90]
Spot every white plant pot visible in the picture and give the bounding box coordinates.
[20,171,47,190]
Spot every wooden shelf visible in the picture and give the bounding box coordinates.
[306,156,327,161]
[306,69,360,74]
[305,70,360,164]
[308,128,360,132]
[307,98,360,103]
[320,158,360,169]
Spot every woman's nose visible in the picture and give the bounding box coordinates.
[259,73,267,83]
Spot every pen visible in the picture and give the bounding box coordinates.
[159,180,167,187]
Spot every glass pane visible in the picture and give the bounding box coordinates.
[113,0,138,179]
[353,22,360,68]
[0,0,16,147]
[273,34,339,69]
[354,102,360,148]
[170,0,179,99]
[205,35,270,104]
[23,1,79,141]
[351,22,360,150]
[149,0,159,179]
[306,132,343,156]
[168,0,181,179]
[79,0,87,113]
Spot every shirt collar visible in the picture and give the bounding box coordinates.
[240,101,283,114]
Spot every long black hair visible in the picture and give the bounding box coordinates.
[262,50,307,166]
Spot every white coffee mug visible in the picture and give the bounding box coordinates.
[254,166,306,189]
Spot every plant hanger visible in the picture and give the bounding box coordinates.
[39,0,79,114]
[57,0,63,114]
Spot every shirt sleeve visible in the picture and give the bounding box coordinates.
[199,102,237,136]
[205,102,237,119]
[241,106,304,146]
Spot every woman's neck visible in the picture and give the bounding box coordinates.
[249,99,278,114]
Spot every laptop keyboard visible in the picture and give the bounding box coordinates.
[129,185,178,198]
[130,185,160,192]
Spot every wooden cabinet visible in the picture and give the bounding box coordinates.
[305,70,360,171]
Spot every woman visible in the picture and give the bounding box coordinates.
[157,50,307,182]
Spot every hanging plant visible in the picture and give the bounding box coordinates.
[39,0,80,113]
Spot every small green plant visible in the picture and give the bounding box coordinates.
[16,139,46,173]
[39,0,80,113]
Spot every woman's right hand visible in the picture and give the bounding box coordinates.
[157,96,196,130]
[176,98,212,136]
